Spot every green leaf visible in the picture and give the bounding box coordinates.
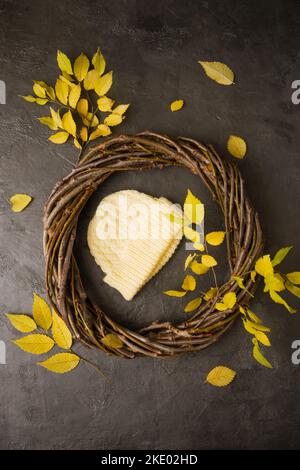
[272,246,293,267]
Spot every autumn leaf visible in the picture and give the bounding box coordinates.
[33,82,46,98]
[73,138,81,150]
[20,95,36,103]
[55,78,69,105]
[80,126,88,142]
[206,366,236,387]
[38,116,57,130]
[50,107,62,128]
[216,292,236,311]
[198,61,234,85]
[84,69,99,90]
[13,334,54,354]
[227,135,247,159]
[104,113,123,127]
[34,81,55,100]
[38,352,80,374]
[49,131,69,144]
[101,333,123,349]
[263,273,285,293]
[170,99,184,112]
[183,226,201,244]
[205,231,225,246]
[164,290,187,297]
[32,293,52,330]
[190,261,209,275]
[272,246,293,267]
[97,96,115,112]
[57,50,73,75]
[246,309,262,324]
[52,310,72,349]
[255,255,274,278]
[252,338,272,368]
[184,297,202,313]
[182,275,196,291]
[286,272,300,285]
[9,194,32,212]
[35,98,49,105]
[89,125,111,141]
[82,113,99,127]
[68,83,81,108]
[250,270,257,282]
[184,253,196,271]
[233,276,246,290]
[77,98,89,117]
[92,47,106,76]
[62,110,76,137]
[269,289,296,313]
[113,104,130,115]
[255,330,271,347]
[95,71,113,96]
[286,281,300,299]
[74,53,90,81]
[193,242,205,251]
[184,189,204,226]
[204,287,218,301]
[201,254,217,267]
[6,314,37,333]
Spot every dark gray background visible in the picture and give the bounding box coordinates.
[0,0,300,450]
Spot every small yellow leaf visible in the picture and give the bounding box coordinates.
[223,292,237,308]
[89,128,102,141]
[74,52,90,81]
[272,246,293,267]
[97,124,112,136]
[164,290,187,297]
[13,334,54,354]
[6,314,37,333]
[62,110,76,137]
[20,95,36,102]
[68,83,81,108]
[57,50,73,75]
[184,253,196,271]
[77,98,89,117]
[250,270,257,282]
[55,78,69,105]
[82,113,99,127]
[80,126,88,142]
[52,310,72,350]
[84,69,99,90]
[101,333,123,349]
[113,104,130,115]
[204,287,218,301]
[269,289,296,313]
[182,275,196,291]
[247,309,262,324]
[38,116,57,130]
[184,189,205,225]
[49,131,69,144]
[184,226,200,244]
[255,330,271,347]
[170,99,184,112]
[191,261,209,275]
[246,321,270,332]
[104,113,123,127]
[92,47,106,75]
[286,281,300,299]
[97,96,115,112]
[9,194,32,212]
[95,71,113,96]
[33,82,46,98]
[233,276,246,290]
[264,273,285,293]
[286,272,300,285]
[193,242,205,251]
[252,338,272,368]
[227,135,247,159]
[32,293,52,330]
[205,231,225,246]
[59,73,74,86]
[38,352,80,374]
[50,107,62,128]
[206,366,236,387]
[239,305,246,315]
[201,254,217,267]
[255,255,274,278]
[242,318,257,335]
[184,297,202,313]
[198,61,234,86]
[74,138,81,149]
[35,98,49,105]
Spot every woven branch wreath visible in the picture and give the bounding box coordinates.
[43,131,264,358]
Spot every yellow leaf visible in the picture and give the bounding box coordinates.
[206,366,236,387]
[184,253,196,270]
[97,96,115,112]
[104,113,123,127]
[227,135,247,159]
[184,189,204,225]
[164,290,187,297]
[223,292,236,308]
[113,104,130,115]
[52,310,72,349]
[204,287,218,301]
[92,47,106,75]
[82,113,99,127]
[201,254,217,267]
[193,242,205,251]
[13,334,54,354]
[38,116,57,130]
[233,276,246,290]
[6,314,37,333]
[184,297,202,313]
[272,246,293,267]
[84,69,99,90]
[269,289,296,313]
[170,99,184,111]
[49,131,69,144]
[95,71,113,96]
[198,61,234,85]
[33,82,46,98]
[59,73,74,86]
[32,293,52,330]
[55,78,69,105]
[184,226,200,244]
[250,270,257,282]
[255,330,271,347]
[182,274,196,291]
[242,318,257,335]
[20,95,36,102]
[239,305,246,315]
[205,231,225,246]
[264,273,285,293]
[74,52,90,81]
[34,81,55,100]
[50,107,62,128]
[38,352,80,374]
[74,138,81,150]
[255,255,274,278]
[252,338,272,368]
[80,126,88,142]
[191,261,209,275]
[96,124,112,136]
[246,321,270,332]
[286,272,300,285]
[57,50,73,75]
[77,98,88,117]
[9,194,32,212]
[101,333,123,349]
[286,281,300,299]
[68,83,81,108]
[247,309,262,324]
[62,110,76,137]
[36,98,49,105]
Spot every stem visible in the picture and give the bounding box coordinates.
[76,352,110,381]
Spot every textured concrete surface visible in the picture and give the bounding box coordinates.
[0,0,300,450]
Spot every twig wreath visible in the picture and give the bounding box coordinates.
[43,131,264,358]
